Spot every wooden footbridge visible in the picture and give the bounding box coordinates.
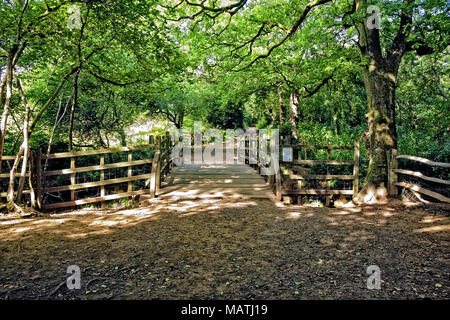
[1,132,359,209]
[148,140,277,201]
[158,163,274,200]
[4,130,446,211]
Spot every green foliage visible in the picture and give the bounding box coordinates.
[1,0,448,171]
[206,101,245,130]
[397,52,450,163]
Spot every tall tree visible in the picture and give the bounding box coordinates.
[167,0,448,202]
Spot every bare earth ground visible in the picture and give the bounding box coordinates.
[0,198,448,300]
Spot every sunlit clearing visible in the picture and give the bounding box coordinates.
[415,225,450,233]
[117,208,154,216]
[362,210,377,216]
[377,187,387,198]
[334,200,356,208]
[304,202,323,208]
[332,210,352,215]
[90,220,121,226]
[166,205,191,212]
[0,219,27,225]
[420,216,447,224]
[32,219,67,225]
[14,227,30,233]
[287,211,302,219]
[363,187,377,204]
[382,211,395,217]
[227,201,255,207]
[200,199,219,204]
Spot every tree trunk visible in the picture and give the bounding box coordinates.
[6,146,24,203]
[14,73,32,203]
[262,100,276,123]
[0,55,14,170]
[0,72,6,107]
[69,71,80,151]
[44,93,70,171]
[355,62,398,203]
[353,0,406,204]
[289,91,299,139]
[277,85,284,126]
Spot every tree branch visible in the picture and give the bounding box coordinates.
[232,0,332,71]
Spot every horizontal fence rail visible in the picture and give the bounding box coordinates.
[388,150,450,203]
[38,144,157,210]
[0,155,33,202]
[0,132,174,211]
[275,139,360,206]
[37,135,174,210]
[396,155,450,168]
[243,134,359,205]
[41,144,157,159]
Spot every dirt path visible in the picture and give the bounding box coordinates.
[0,198,448,300]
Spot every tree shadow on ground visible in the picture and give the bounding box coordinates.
[0,198,448,299]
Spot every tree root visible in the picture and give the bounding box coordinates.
[353,183,388,205]
[2,201,40,217]
[47,281,66,298]
[3,286,27,300]
[85,278,102,291]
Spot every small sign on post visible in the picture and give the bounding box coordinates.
[282,147,293,162]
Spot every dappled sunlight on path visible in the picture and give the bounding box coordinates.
[0,198,448,299]
[0,197,258,241]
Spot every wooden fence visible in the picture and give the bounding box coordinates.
[274,140,360,205]
[0,155,33,202]
[0,133,174,210]
[387,150,449,203]
[242,133,359,205]
[6,132,447,209]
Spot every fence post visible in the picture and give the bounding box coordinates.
[127,150,133,193]
[387,148,398,196]
[273,144,282,200]
[70,157,76,204]
[245,137,249,164]
[268,174,274,188]
[100,154,105,209]
[275,167,282,201]
[353,139,360,197]
[326,146,331,207]
[36,148,43,210]
[256,136,260,173]
[161,131,168,176]
[150,136,161,198]
[28,150,36,208]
